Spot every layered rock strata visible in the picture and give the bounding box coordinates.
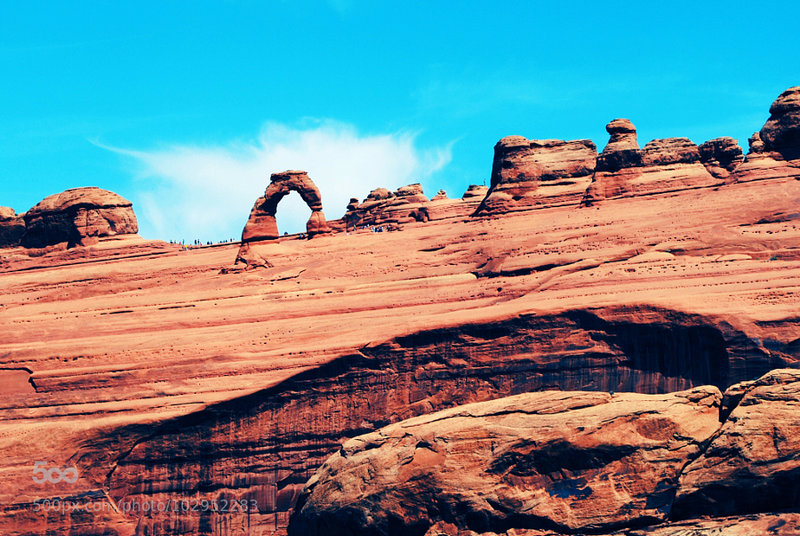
[475,137,597,214]
[583,121,724,203]
[290,369,800,536]
[20,187,139,248]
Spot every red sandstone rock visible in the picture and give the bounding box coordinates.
[432,189,448,201]
[4,87,800,536]
[698,137,744,180]
[462,184,488,201]
[672,368,800,519]
[475,137,597,214]
[425,513,800,536]
[289,387,722,535]
[21,187,138,248]
[584,122,723,204]
[342,183,430,227]
[760,86,800,160]
[0,207,25,247]
[236,170,331,266]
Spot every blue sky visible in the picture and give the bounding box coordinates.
[2,1,799,241]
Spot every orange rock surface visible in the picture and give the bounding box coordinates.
[1,87,800,536]
[2,171,800,535]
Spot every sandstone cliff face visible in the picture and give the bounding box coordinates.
[673,368,800,519]
[475,137,596,214]
[21,187,138,248]
[0,207,25,247]
[70,307,795,536]
[290,370,800,536]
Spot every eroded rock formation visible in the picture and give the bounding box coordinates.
[4,86,800,536]
[733,88,800,183]
[475,137,597,214]
[342,183,430,228]
[698,137,744,180]
[760,86,800,160]
[290,386,722,535]
[21,187,138,248]
[462,184,488,201]
[236,170,331,266]
[290,369,800,536]
[583,121,723,204]
[0,207,25,247]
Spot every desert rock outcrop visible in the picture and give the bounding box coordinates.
[290,369,800,536]
[672,368,800,519]
[475,137,597,214]
[760,86,800,160]
[462,184,488,201]
[341,183,431,228]
[698,137,744,180]
[21,187,138,248]
[584,121,723,203]
[289,387,722,535]
[236,170,331,266]
[0,207,25,247]
[4,86,800,536]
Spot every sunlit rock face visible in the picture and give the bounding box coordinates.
[475,136,597,214]
[21,187,138,248]
[583,120,723,204]
[290,369,800,536]
[236,170,331,267]
[3,86,800,536]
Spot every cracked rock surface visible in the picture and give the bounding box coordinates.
[289,387,723,535]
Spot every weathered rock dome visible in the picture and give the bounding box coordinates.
[22,187,138,248]
[760,86,800,159]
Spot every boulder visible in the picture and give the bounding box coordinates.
[289,386,722,536]
[21,187,138,248]
[672,369,800,519]
[698,137,744,180]
[475,137,597,214]
[760,86,800,160]
[0,207,25,248]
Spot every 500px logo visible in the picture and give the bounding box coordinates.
[32,462,79,484]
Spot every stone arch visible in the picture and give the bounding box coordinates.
[240,170,331,243]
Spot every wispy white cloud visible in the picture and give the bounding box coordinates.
[96,120,452,242]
